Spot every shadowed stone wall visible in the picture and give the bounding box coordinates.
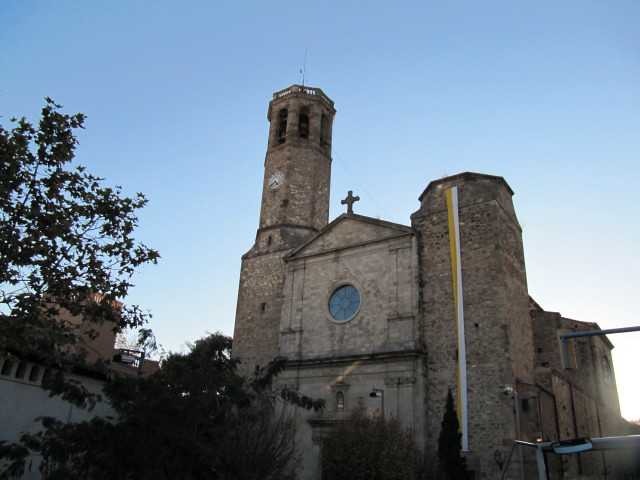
[532,307,625,478]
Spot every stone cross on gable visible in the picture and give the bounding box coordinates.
[341,190,360,215]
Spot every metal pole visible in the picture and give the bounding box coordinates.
[514,389,525,480]
[559,326,640,340]
[560,326,640,369]
[511,441,552,480]
[535,446,548,480]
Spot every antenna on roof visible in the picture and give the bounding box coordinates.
[299,48,308,86]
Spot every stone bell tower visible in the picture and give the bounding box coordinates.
[233,85,336,371]
[257,85,336,251]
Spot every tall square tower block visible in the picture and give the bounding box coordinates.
[411,172,535,475]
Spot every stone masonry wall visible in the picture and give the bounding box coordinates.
[232,250,287,373]
[532,309,623,434]
[411,173,534,480]
[276,356,426,480]
[280,225,417,360]
[531,306,630,478]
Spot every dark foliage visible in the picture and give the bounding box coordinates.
[0,98,159,406]
[0,333,316,480]
[321,407,423,480]
[437,389,470,480]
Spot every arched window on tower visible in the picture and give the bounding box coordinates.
[320,113,330,146]
[276,108,288,144]
[298,108,309,139]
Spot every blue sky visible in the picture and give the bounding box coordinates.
[2,1,639,419]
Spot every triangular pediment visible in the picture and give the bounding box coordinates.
[287,214,413,259]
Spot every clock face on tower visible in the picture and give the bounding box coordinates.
[269,171,284,191]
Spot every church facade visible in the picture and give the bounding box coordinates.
[232,85,627,479]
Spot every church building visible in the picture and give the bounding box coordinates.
[232,85,627,479]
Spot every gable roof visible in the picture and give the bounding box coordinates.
[286,213,413,260]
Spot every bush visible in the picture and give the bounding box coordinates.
[321,407,423,480]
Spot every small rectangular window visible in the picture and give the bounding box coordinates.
[277,109,288,144]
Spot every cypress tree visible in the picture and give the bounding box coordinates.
[437,388,469,480]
